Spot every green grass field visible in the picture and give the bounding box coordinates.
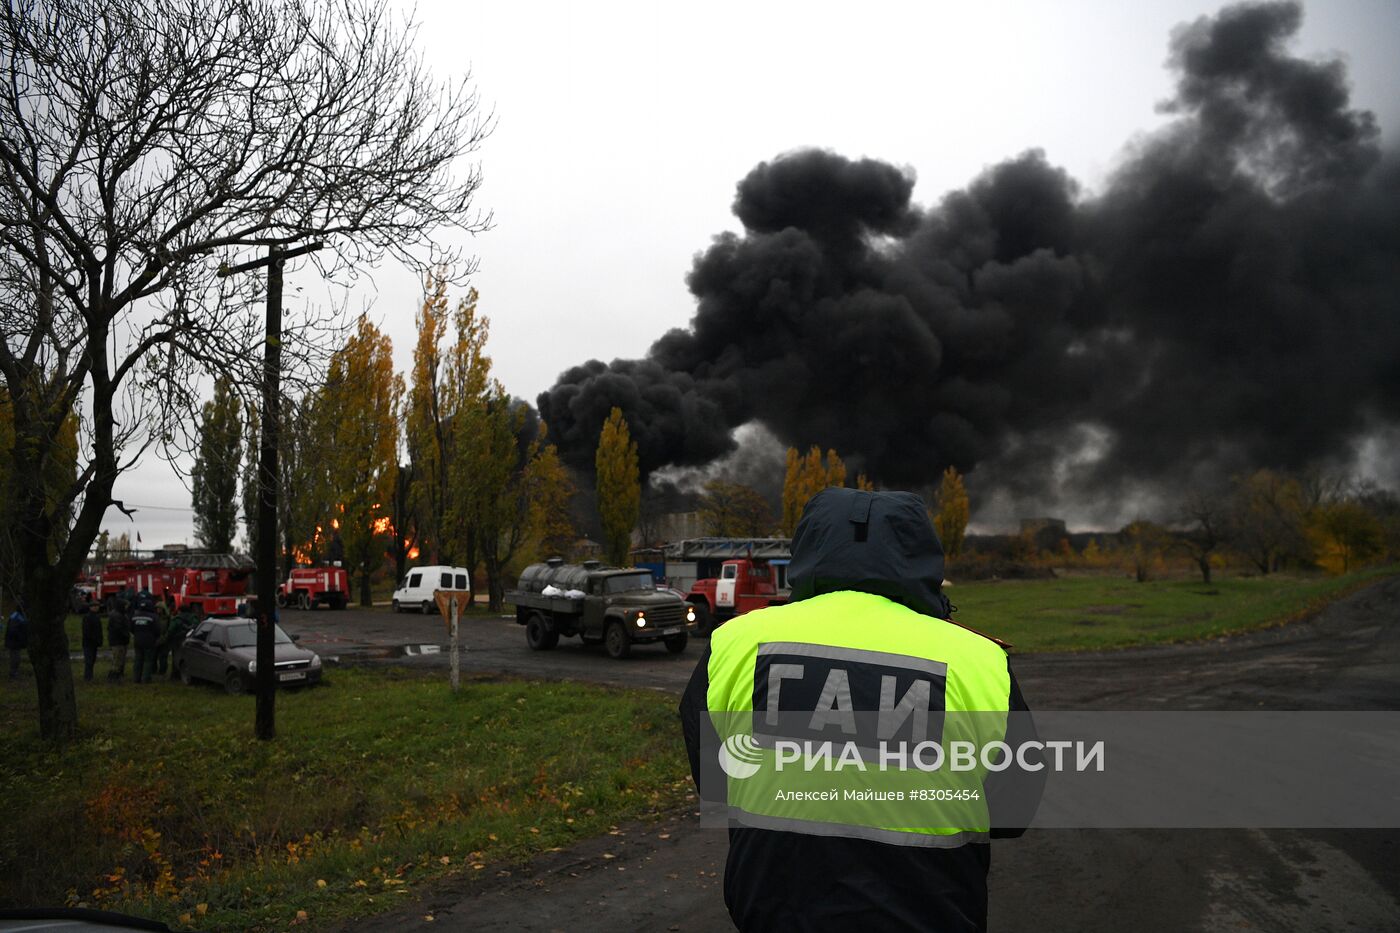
[948,567,1395,652]
[0,669,691,932]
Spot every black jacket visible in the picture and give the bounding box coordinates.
[679,488,1043,933]
[162,611,196,648]
[107,611,131,647]
[130,613,159,649]
[82,610,104,649]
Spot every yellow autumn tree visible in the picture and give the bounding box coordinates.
[477,415,580,608]
[442,288,493,583]
[524,423,576,561]
[779,445,850,535]
[933,466,970,559]
[1308,500,1384,574]
[405,269,451,563]
[459,385,526,609]
[823,448,847,490]
[314,315,403,606]
[780,447,803,536]
[1122,518,1168,583]
[596,407,640,566]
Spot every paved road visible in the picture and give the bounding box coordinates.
[282,602,701,692]
[308,577,1400,933]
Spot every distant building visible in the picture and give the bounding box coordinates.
[636,510,706,547]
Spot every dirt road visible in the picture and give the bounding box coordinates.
[307,576,1400,932]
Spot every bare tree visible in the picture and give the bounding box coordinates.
[699,480,775,537]
[1174,490,1232,584]
[0,0,490,739]
[1230,470,1309,574]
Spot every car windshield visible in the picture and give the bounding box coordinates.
[225,622,294,649]
[603,573,655,594]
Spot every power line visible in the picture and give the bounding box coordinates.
[106,502,195,513]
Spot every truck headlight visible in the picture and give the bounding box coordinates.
[686,606,696,622]
[635,612,646,627]
[247,660,257,674]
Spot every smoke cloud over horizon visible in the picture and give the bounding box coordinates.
[538,1,1400,527]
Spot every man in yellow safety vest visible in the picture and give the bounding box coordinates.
[681,487,1043,932]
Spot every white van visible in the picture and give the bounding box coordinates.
[391,565,471,613]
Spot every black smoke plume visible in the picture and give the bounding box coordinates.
[538,2,1399,522]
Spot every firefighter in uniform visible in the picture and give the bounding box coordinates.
[130,606,159,684]
[164,604,199,681]
[680,488,1043,933]
[153,596,174,677]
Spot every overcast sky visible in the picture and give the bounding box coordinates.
[108,0,1400,546]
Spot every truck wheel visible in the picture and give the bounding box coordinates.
[604,621,631,659]
[525,612,559,651]
[392,599,401,613]
[691,602,713,636]
[297,591,311,610]
[665,632,689,654]
[276,591,288,609]
[421,600,434,615]
[178,661,194,686]
[224,670,245,696]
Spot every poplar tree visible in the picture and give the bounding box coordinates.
[595,408,640,567]
[406,271,452,563]
[316,316,402,605]
[441,288,492,590]
[933,466,970,559]
[525,424,576,560]
[191,377,243,554]
[780,445,851,535]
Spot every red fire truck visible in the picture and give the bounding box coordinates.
[174,565,251,616]
[686,558,789,634]
[96,555,251,617]
[95,560,171,605]
[278,565,350,610]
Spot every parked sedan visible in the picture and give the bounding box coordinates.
[174,618,322,695]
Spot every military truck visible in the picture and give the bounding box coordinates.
[508,558,695,658]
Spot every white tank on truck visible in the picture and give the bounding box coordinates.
[508,558,695,659]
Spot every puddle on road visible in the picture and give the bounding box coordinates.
[68,643,451,667]
[334,644,451,660]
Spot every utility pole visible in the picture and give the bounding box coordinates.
[219,241,322,740]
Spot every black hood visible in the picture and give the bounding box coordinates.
[788,488,951,620]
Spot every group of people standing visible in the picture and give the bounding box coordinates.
[2,587,201,684]
[81,588,199,683]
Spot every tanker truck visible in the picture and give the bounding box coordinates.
[507,558,694,659]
